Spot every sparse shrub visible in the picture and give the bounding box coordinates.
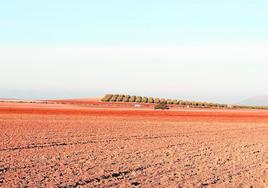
[233,105,240,109]
[123,95,130,102]
[148,97,154,103]
[167,99,173,104]
[207,103,213,107]
[135,96,142,103]
[195,102,203,107]
[116,95,125,102]
[209,103,216,108]
[110,94,119,102]
[184,101,192,105]
[192,102,198,106]
[219,104,228,108]
[180,101,186,105]
[160,98,167,104]
[101,94,113,102]
[172,100,177,104]
[214,103,221,108]
[154,102,169,110]
[142,97,148,103]
[177,100,183,105]
[129,96,136,102]
[202,102,208,107]
[154,98,160,103]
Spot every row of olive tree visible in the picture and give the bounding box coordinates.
[101,94,231,109]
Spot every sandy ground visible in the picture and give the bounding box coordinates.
[0,101,268,187]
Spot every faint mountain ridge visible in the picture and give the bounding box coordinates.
[239,95,268,106]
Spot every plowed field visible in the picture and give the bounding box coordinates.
[0,102,267,187]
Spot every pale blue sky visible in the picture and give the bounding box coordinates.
[1,1,268,103]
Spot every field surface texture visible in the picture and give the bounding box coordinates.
[0,102,268,187]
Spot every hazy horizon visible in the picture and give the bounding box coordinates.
[1,1,268,104]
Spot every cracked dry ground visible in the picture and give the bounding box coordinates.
[0,111,268,187]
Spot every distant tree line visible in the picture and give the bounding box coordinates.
[101,94,268,110]
[101,94,229,109]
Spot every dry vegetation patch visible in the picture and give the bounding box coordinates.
[0,103,267,187]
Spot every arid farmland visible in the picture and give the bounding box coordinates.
[0,101,268,187]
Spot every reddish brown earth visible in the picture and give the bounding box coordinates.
[0,100,268,187]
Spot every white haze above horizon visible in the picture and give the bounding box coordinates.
[1,43,268,104]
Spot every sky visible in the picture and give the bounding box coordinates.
[1,0,268,103]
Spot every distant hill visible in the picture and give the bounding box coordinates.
[239,95,268,106]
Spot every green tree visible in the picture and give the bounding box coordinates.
[142,97,148,103]
[129,96,136,102]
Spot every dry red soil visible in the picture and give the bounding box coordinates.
[0,101,268,187]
